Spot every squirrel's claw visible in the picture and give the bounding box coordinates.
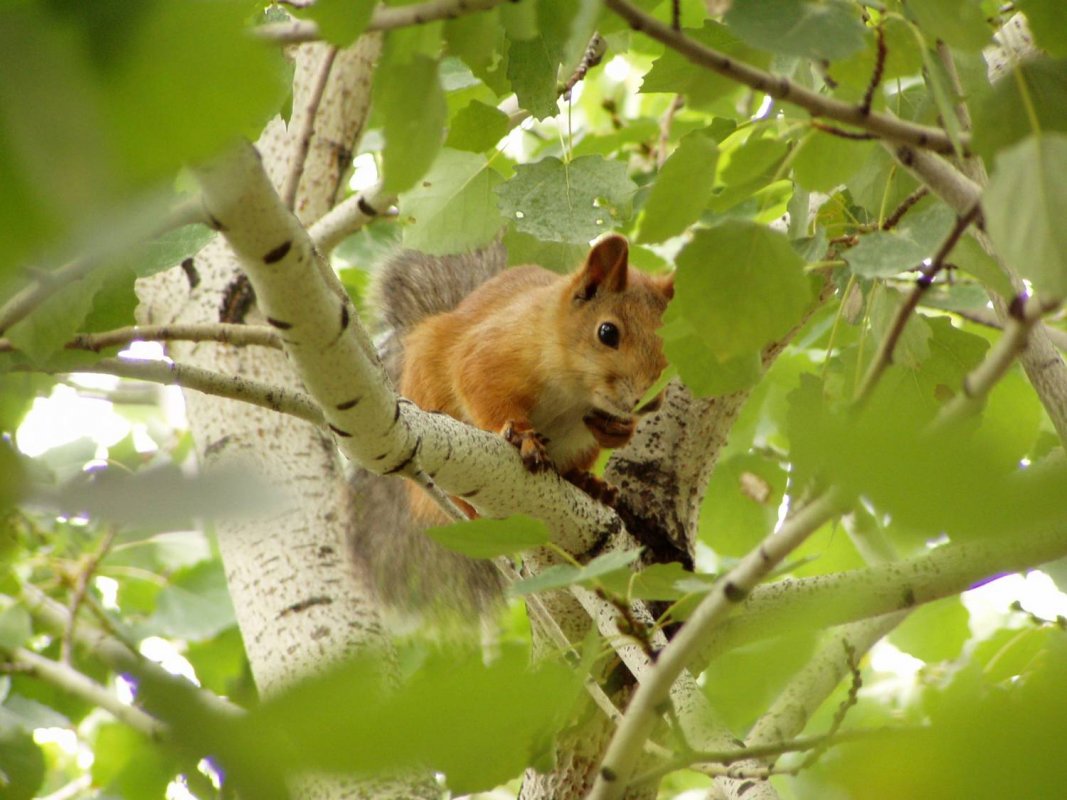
[501,421,553,473]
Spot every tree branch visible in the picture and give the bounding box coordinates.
[67,357,324,425]
[589,488,850,800]
[308,182,395,255]
[604,0,959,154]
[281,45,338,210]
[4,645,166,740]
[0,323,281,354]
[256,0,508,45]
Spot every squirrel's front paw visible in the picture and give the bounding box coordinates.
[501,421,553,473]
[562,469,620,506]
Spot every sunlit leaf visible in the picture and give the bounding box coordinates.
[428,515,551,559]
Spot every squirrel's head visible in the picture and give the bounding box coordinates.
[559,234,673,447]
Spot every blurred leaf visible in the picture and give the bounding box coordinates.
[1018,0,1067,57]
[91,723,176,799]
[149,560,235,641]
[502,227,589,273]
[510,549,643,596]
[446,100,509,152]
[400,148,505,254]
[0,604,31,649]
[725,0,867,61]
[703,631,820,732]
[890,597,970,662]
[972,58,1067,162]
[948,234,1015,299]
[428,515,552,559]
[4,271,104,364]
[660,315,764,396]
[0,717,44,800]
[641,21,771,109]
[82,266,137,335]
[133,223,214,278]
[668,221,813,360]
[636,131,719,243]
[868,287,932,370]
[445,9,508,93]
[495,155,636,243]
[378,54,447,194]
[719,136,788,188]
[184,626,252,705]
[907,0,992,51]
[843,201,956,279]
[984,133,1067,300]
[292,0,374,46]
[250,644,583,794]
[700,453,787,557]
[29,463,284,529]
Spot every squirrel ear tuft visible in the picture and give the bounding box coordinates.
[575,234,629,300]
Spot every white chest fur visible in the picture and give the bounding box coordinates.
[530,383,597,468]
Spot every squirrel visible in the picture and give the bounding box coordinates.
[348,235,674,617]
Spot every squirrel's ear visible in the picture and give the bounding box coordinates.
[659,273,675,300]
[574,234,629,300]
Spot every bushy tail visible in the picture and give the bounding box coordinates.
[371,244,507,385]
[348,244,508,620]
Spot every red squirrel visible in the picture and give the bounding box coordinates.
[399,234,674,522]
[348,236,673,615]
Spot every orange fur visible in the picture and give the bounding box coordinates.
[400,235,673,522]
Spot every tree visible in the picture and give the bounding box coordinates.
[2,0,1067,798]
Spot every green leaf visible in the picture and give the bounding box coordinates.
[445,100,510,152]
[445,9,507,91]
[599,562,717,602]
[82,266,137,335]
[972,57,1067,162]
[506,0,576,120]
[510,549,643,596]
[719,136,788,188]
[725,0,868,61]
[869,287,932,370]
[660,316,764,396]
[149,560,236,641]
[501,227,589,273]
[92,723,176,799]
[669,221,813,360]
[427,515,551,559]
[793,131,874,193]
[636,132,719,243]
[378,54,447,194]
[293,0,374,46]
[890,597,970,662]
[0,604,32,649]
[907,0,992,52]
[399,148,505,254]
[495,155,637,243]
[984,133,1067,300]
[1019,0,1067,57]
[4,271,104,364]
[0,719,44,800]
[843,201,957,279]
[700,453,788,557]
[948,234,1015,300]
[133,223,215,278]
[641,21,771,109]
[252,644,583,794]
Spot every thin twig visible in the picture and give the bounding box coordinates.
[308,182,395,255]
[562,34,608,100]
[61,527,119,666]
[282,45,338,211]
[7,646,166,739]
[860,25,887,116]
[656,96,685,168]
[951,306,1067,351]
[854,205,981,406]
[882,186,930,230]
[0,323,282,355]
[36,357,325,427]
[604,0,960,154]
[811,121,878,141]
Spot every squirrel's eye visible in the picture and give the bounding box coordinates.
[598,322,620,348]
